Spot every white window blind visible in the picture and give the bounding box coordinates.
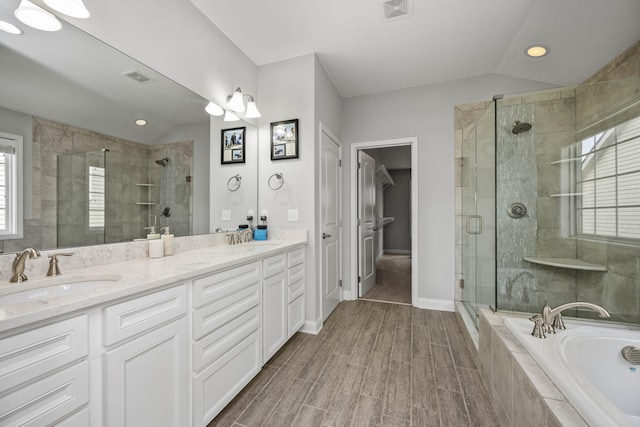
[88,166,105,228]
[576,116,640,241]
[0,132,22,239]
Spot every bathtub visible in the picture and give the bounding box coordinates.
[504,316,640,427]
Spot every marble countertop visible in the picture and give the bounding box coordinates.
[0,239,306,333]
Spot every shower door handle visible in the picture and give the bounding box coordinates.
[465,215,483,235]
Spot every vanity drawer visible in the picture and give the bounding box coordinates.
[288,277,304,303]
[193,280,261,340]
[103,285,187,346]
[0,314,88,394]
[193,305,261,371]
[0,361,89,427]
[288,262,305,286]
[263,253,286,278]
[192,262,261,309]
[287,247,305,268]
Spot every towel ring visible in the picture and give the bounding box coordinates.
[268,172,284,190]
[227,174,242,192]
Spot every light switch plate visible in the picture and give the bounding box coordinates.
[288,209,299,222]
[221,210,231,221]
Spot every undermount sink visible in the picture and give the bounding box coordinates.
[0,274,122,305]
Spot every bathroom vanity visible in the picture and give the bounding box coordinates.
[0,237,307,426]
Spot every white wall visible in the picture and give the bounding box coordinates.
[69,0,258,110]
[341,73,556,309]
[257,54,319,328]
[209,117,258,232]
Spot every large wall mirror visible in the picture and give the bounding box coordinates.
[0,2,257,251]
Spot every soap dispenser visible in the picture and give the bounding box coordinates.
[160,226,175,256]
[144,215,160,240]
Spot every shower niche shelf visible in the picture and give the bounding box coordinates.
[549,193,583,198]
[523,256,607,272]
[136,183,156,187]
[549,158,581,165]
[135,202,156,206]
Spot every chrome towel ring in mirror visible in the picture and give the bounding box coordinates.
[227,174,242,192]
[268,172,284,190]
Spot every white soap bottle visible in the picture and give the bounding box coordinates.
[148,238,164,258]
[161,227,175,256]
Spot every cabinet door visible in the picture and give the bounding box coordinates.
[288,294,305,337]
[105,318,188,427]
[263,271,287,362]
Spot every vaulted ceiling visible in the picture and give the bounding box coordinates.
[190,0,640,97]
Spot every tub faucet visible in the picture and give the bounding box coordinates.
[10,248,41,282]
[530,301,610,338]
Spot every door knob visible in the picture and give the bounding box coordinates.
[322,233,332,239]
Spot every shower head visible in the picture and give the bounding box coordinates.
[512,121,532,135]
[155,157,169,166]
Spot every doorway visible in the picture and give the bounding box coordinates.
[350,138,418,306]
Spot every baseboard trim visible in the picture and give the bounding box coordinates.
[417,298,455,312]
[383,249,412,255]
[300,318,322,335]
[342,290,355,300]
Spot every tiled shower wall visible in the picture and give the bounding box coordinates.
[3,117,192,251]
[455,40,640,324]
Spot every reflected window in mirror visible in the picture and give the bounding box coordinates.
[88,166,105,229]
[0,132,23,240]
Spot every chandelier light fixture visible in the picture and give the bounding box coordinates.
[226,87,261,118]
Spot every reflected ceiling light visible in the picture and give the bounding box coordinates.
[134,119,147,126]
[223,110,240,122]
[525,44,550,58]
[227,87,245,112]
[205,101,224,116]
[0,20,23,35]
[245,96,261,118]
[43,0,90,18]
[14,0,62,31]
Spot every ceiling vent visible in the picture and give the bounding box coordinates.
[381,0,410,20]
[122,69,153,84]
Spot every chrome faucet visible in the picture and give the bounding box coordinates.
[239,229,253,243]
[10,248,41,282]
[530,301,610,338]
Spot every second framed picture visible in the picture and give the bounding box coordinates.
[271,119,299,160]
[221,127,246,164]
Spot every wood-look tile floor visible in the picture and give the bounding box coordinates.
[208,300,498,427]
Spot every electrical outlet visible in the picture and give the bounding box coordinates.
[221,210,231,221]
[261,209,268,218]
[248,209,254,217]
[288,209,299,222]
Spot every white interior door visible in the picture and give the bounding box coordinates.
[321,128,341,321]
[358,150,376,297]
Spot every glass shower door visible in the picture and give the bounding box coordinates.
[460,104,496,323]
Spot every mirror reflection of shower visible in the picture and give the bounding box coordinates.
[155,157,170,166]
[512,120,532,134]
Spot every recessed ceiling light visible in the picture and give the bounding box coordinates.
[43,0,90,19]
[0,20,23,35]
[135,119,147,126]
[525,45,550,58]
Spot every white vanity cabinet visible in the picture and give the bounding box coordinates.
[0,315,89,426]
[263,247,306,362]
[191,262,262,427]
[287,247,305,337]
[103,285,189,427]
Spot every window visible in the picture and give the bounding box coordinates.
[88,166,105,229]
[0,132,23,239]
[575,116,640,242]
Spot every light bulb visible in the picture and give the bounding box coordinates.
[224,110,240,122]
[44,0,90,18]
[227,88,245,112]
[15,0,62,32]
[205,102,224,116]
[245,97,261,118]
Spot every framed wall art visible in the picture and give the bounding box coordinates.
[221,127,246,164]
[270,119,298,160]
